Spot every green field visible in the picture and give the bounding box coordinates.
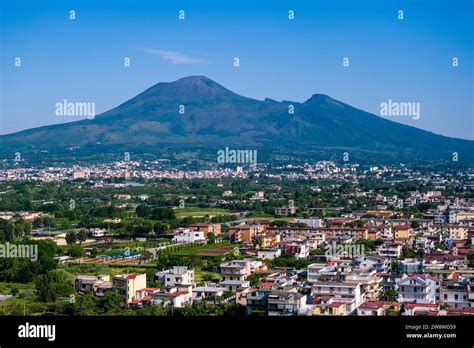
[174,207,230,218]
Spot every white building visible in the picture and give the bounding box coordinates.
[164,266,195,288]
[396,274,440,304]
[377,242,402,258]
[257,249,281,260]
[294,218,322,228]
[192,284,227,300]
[172,228,206,244]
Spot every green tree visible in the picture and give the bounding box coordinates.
[77,230,87,244]
[380,290,398,302]
[68,244,85,258]
[65,231,77,245]
[99,291,123,314]
[247,272,262,287]
[34,270,74,302]
[207,232,216,244]
[74,293,97,315]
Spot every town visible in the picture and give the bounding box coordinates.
[0,160,473,316]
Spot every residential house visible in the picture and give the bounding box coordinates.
[396,274,440,304]
[112,273,147,304]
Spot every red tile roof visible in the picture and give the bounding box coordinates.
[405,303,438,309]
[154,291,189,298]
[359,301,398,309]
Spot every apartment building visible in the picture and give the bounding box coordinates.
[189,223,222,237]
[112,273,147,304]
[441,278,470,309]
[219,260,252,291]
[274,205,297,217]
[377,241,403,258]
[172,228,206,244]
[257,248,281,260]
[393,225,412,239]
[163,266,195,288]
[396,274,440,304]
[311,280,363,313]
[228,224,263,243]
[267,290,306,316]
[399,259,423,275]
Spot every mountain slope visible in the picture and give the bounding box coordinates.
[1,75,473,164]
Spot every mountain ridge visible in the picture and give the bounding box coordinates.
[1,75,473,164]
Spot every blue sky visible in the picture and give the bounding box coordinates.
[1,0,473,139]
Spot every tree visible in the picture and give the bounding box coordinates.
[65,231,77,245]
[251,236,264,249]
[99,291,123,314]
[138,305,166,316]
[68,245,85,258]
[207,232,216,244]
[385,306,399,316]
[74,293,97,315]
[0,218,14,242]
[380,290,398,302]
[77,230,87,244]
[247,272,262,287]
[34,270,74,302]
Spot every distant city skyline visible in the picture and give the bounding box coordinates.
[1,0,473,140]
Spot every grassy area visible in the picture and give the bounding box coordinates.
[195,270,220,283]
[174,207,230,218]
[112,239,170,248]
[0,282,35,295]
[161,241,233,256]
[59,263,153,277]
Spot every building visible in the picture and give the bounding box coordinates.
[257,249,281,260]
[393,225,412,239]
[267,290,306,316]
[357,301,400,316]
[281,241,309,259]
[275,205,297,217]
[396,274,440,304]
[399,259,423,275]
[246,289,271,315]
[189,223,222,237]
[311,297,354,316]
[228,224,263,243]
[192,284,227,300]
[294,218,322,228]
[151,287,192,308]
[172,228,206,244]
[311,280,363,313]
[377,241,403,258]
[441,277,470,309]
[87,228,106,238]
[219,260,252,291]
[75,275,112,296]
[112,273,147,304]
[163,266,195,288]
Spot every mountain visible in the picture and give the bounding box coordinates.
[1,75,473,164]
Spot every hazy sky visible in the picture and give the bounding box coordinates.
[1,0,473,139]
